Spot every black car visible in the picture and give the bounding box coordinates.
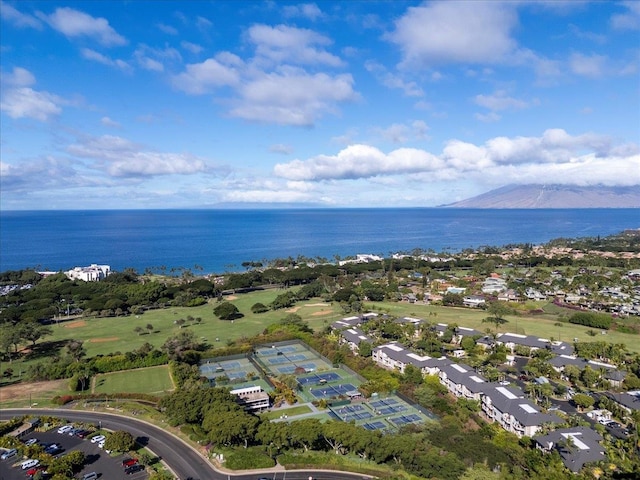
[124,464,144,475]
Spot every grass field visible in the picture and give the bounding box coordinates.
[6,289,640,381]
[92,365,174,395]
[260,404,313,420]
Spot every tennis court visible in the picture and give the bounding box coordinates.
[297,371,342,385]
[362,421,388,431]
[309,383,357,399]
[276,362,320,374]
[199,357,260,386]
[389,413,423,426]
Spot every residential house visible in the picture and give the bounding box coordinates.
[481,385,562,438]
[65,264,111,282]
[606,390,640,414]
[463,295,486,308]
[339,328,372,354]
[438,363,487,400]
[534,426,605,473]
[482,277,507,294]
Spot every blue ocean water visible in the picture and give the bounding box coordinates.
[1,209,638,274]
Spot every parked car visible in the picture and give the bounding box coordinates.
[57,425,73,434]
[24,438,38,447]
[75,429,92,438]
[122,458,138,468]
[1,448,18,460]
[90,434,106,444]
[21,459,39,470]
[124,464,144,474]
[26,466,46,477]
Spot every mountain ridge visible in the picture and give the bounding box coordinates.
[442,184,640,208]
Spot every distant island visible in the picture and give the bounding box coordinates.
[442,184,640,208]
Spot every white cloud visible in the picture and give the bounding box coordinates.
[372,120,430,144]
[0,1,42,29]
[172,55,241,94]
[364,61,424,97]
[39,7,126,46]
[273,129,639,187]
[474,90,533,111]
[282,3,323,21]
[101,116,121,128]
[387,2,518,67]
[1,87,62,121]
[0,156,80,192]
[67,134,208,177]
[270,144,294,155]
[2,66,36,86]
[248,24,343,67]
[181,41,203,54]
[157,23,178,35]
[475,112,501,123]
[81,48,131,71]
[610,1,640,30]
[134,44,182,72]
[230,70,357,126]
[569,52,607,77]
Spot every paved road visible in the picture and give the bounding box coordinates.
[0,409,373,480]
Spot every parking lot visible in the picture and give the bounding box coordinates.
[0,428,148,480]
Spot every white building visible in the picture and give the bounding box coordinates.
[230,385,270,412]
[65,264,111,282]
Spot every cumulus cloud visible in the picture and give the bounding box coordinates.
[67,134,208,177]
[172,55,241,94]
[569,52,607,77]
[269,144,294,155]
[274,129,640,187]
[610,1,640,30]
[474,90,533,111]
[0,156,80,192]
[230,70,357,126]
[282,3,323,21]
[81,48,131,71]
[38,7,126,46]
[248,24,343,67]
[181,41,203,54]
[387,2,518,67]
[365,61,424,97]
[0,1,42,29]
[101,116,121,128]
[157,23,178,35]
[372,120,430,144]
[134,44,182,72]
[0,67,63,121]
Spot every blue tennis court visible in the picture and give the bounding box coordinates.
[342,411,373,422]
[276,362,318,374]
[297,372,342,385]
[257,345,298,356]
[363,421,387,431]
[390,414,422,426]
[376,405,407,415]
[370,398,399,408]
[310,383,357,399]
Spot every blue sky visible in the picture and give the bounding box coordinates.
[1,0,639,210]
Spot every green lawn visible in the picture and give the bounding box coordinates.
[260,404,313,420]
[12,290,640,378]
[92,365,174,395]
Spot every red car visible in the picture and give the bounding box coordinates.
[26,466,45,477]
[122,458,138,468]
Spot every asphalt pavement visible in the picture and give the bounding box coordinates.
[0,409,374,480]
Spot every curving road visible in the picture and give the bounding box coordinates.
[0,409,373,480]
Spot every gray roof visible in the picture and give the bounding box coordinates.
[534,426,605,473]
[497,333,551,349]
[483,385,562,428]
[456,326,483,337]
[340,328,371,346]
[439,363,488,391]
[608,390,640,411]
[373,342,451,371]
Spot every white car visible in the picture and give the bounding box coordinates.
[24,438,38,446]
[21,459,39,470]
[57,425,73,434]
[90,434,106,444]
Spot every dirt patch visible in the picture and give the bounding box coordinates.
[65,320,87,328]
[88,337,119,343]
[226,295,238,301]
[305,302,330,307]
[0,379,67,402]
[311,310,333,317]
[285,306,301,313]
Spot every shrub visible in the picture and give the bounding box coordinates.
[568,312,612,330]
[225,447,275,470]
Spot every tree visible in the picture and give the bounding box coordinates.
[104,430,135,452]
[146,323,154,333]
[66,340,86,362]
[134,326,144,335]
[213,301,241,320]
[482,301,510,331]
[161,330,202,360]
[175,318,186,328]
[358,342,372,357]
[572,393,595,411]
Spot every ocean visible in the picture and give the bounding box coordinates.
[1,209,638,274]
